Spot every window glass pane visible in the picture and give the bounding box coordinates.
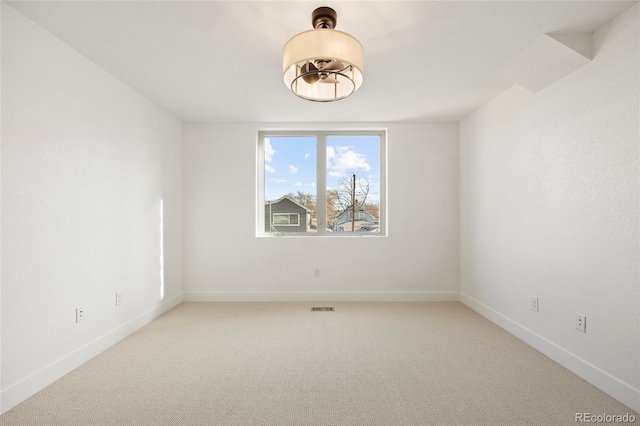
[273,214,290,225]
[326,135,380,233]
[264,136,317,233]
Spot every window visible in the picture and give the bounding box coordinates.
[258,130,386,236]
[273,213,300,226]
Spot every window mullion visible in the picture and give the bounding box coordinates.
[380,131,386,235]
[257,136,266,235]
[316,134,327,235]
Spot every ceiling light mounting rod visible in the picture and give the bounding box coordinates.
[283,6,364,102]
[312,7,337,29]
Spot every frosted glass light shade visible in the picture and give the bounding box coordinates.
[283,29,364,102]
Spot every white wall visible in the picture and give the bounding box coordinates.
[459,5,639,412]
[1,4,183,413]
[183,122,459,301]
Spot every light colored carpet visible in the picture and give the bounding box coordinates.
[1,302,637,425]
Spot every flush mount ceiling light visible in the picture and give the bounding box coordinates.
[283,6,364,102]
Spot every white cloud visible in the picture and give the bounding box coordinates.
[264,138,275,163]
[327,145,370,176]
[336,151,370,171]
[304,152,311,160]
[265,164,275,173]
[289,165,298,174]
[326,146,335,160]
[269,178,286,183]
[295,181,303,186]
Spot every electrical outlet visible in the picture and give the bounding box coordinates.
[76,307,84,323]
[576,314,586,333]
[116,292,123,306]
[314,269,320,278]
[531,297,539,312]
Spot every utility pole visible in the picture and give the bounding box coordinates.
[351,173,356,232]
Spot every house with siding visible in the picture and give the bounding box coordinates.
[265,196,313,233]
[332,206,377,232]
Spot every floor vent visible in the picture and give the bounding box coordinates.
[311,307,334,312]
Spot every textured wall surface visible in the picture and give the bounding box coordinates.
[460,3,639,399]
[182,122,459,300]
[1,3,183,406]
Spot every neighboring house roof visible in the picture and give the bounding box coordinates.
[333,206,376,225]
[266,195,313,212]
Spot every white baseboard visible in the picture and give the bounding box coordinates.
[1,293,183,414]
[460,292,640,413]
[184,290,459,302]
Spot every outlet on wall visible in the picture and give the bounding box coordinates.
[76,307,84,323]
[576,314,586,333]
[314,269,320,278]
[116,292,123,306]
[531,297,539,312]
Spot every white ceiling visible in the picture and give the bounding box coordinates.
[6,1,637,122]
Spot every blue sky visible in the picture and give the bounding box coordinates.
[264,135,380,204]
